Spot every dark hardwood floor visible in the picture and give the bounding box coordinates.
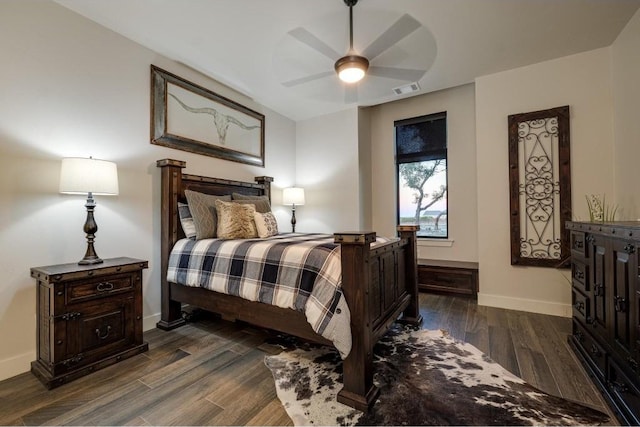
[0,293,615,425]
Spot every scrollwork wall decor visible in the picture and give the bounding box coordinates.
[508,106,571,267]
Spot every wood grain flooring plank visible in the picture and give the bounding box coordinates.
[486,308,521,377]
[463,302,489,354]
[245,399,293,426]
[419,293,450,331]
[207,369,278,426]
[136,347,264,425]
[120,416,152,426]
[442,296,470,341]
[16,349,190,426]
[0,354,152,425]
[533,314,606,407]
[40,381,149,426]
[506,310,565,396]
[204,348,271,407]
[68,350,238,426]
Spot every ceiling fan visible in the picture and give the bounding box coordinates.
[281,0,429,100]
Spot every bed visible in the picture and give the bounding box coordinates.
[156,158,422,411]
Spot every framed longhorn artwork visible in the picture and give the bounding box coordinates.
[150,65,265,167]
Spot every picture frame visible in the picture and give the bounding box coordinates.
[508,105,571,268]
[150,65,265,167]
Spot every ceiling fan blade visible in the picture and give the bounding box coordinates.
[345,85,358,103]
[282,71,334,87]
[368,66,426,82]
[289,27,341,60]
[362,14,421,60]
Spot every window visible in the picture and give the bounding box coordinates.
[395,112,448,238]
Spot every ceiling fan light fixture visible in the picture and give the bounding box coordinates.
[335,55,369,83]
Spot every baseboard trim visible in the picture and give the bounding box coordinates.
[477,293,572,318]
[143,312,162,332]
[0,350,35,382]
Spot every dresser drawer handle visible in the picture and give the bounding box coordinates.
[96,282,114,292]
[590,344,602,358]
[95,325,112,340]
[573,240,584,249]
[610,381,629,394]
[594,285,604,297]
[573,270,584,280]
[614,296,627,313]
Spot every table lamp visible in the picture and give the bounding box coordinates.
[282,187,305,233]
[59,157,119,265]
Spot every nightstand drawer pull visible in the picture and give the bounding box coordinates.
[96,282,115,292]
[95,325,112,340]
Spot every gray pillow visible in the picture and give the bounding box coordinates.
[184,190,231,239]
[232,193,271,213]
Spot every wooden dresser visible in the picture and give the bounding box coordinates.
[30,257,148,388]
[567,221,640,425]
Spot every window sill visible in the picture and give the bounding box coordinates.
[417,239,454,248]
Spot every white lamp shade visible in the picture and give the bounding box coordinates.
[283,187,305,206]
[59,157,119,195]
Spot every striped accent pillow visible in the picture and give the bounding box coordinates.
[177,202,196,239]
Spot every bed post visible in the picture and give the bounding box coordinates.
[397,225,423,325]
[334,231,379,412]
[156,159,187,330]
[254,176,273,201]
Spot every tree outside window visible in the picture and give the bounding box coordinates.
[395,112,448,238]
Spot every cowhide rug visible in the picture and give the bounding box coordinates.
[264,325,611,426]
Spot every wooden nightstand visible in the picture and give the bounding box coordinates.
[30,257,148,389]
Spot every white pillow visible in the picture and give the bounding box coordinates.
[254,211,279,238]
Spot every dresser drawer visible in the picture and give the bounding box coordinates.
[66,274,135,304]
[608,360,640,425]
[571,260,589,293]
[571,231,588,258]
[573,320,607,379]
[572,289,590,325]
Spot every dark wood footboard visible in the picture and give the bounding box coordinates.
[156,159,421,412]
[336,227,421,410]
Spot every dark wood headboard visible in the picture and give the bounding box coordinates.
[156,158,273,327]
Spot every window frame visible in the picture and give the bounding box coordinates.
[394,112,448,239]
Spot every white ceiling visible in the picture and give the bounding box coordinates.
[55,0,640,121]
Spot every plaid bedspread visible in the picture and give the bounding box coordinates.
[167,233,352,357]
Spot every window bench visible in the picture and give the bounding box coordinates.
[417,259,479,298]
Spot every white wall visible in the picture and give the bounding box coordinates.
[612,8,640,219]
[0,0,296,380]
[368,84,478,262]
[475,48,615,317]
[295,108,361,233]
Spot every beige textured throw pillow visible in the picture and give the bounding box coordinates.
[215,199,258,239]
[184,190,231,239]
[254,211,279,238]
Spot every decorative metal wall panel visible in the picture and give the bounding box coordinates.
[508,106,571,267]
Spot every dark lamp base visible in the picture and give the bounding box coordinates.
[78,256,104,265]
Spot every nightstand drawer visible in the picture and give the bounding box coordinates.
[66,274,135,304]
